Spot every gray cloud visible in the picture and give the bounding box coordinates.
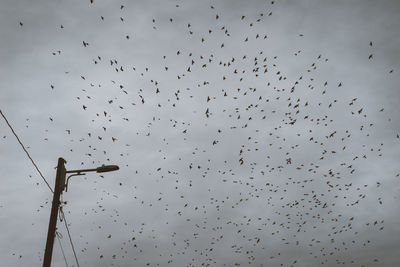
[0,0,399,266]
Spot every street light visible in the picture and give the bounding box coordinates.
[65,164,119,174]
[64,165,120,192]
[43,158,119,267]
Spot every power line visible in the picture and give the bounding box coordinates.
[0,109,54,193]
[56,230,69,267]
[60,207,80,267]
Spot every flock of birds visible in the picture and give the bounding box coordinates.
[3,0,398,266]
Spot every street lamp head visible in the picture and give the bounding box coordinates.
[96,165,119,173]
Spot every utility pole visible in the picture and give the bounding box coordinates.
[42,158,119,267]
[43,157,66,267]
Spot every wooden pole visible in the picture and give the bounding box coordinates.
[43,157,66,267]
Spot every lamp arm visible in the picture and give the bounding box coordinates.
[65,173,85,192]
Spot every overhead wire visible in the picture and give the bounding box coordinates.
[60,207,80,267]
[56,230,69,267]
[0,109,54,193]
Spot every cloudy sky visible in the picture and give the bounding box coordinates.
[0,0,399,266]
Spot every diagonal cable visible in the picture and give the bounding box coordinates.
[60,207,80,267]
[0,109,53,193]
[56,230,69,267]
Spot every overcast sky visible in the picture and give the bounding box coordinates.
[1,0,399,266]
